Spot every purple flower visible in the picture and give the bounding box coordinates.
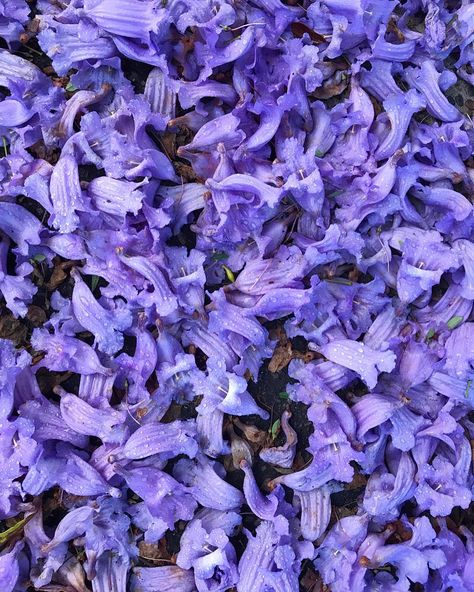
[0,99,33,127]
[114,326,157,405]
[240,460,280,520]
[131,566,196,592]
[84,0,163,39]
[314,514,369,592]
[77,371,117,409]
[177,509,241,592]
[0,202,42,256]
[259,410,297,468]
[232,246,306,296]
[196,408,229,458]
[374,90,425,160]
[363,452,416,521]
[90,553,129,592]
[71,269,132,354]
[179,80,237,113]
[0,0,29,46]
[353,393,402,440]
[411,185,472,222]
[444,322,474,379]
[117,420,198,461]
[116,465,196,526]
[319,340,396,389]
[19,397,88,449]
[116,252,178,317]
[244,96,285,153]
[405,60,461,122]
[360,59,402,101]
[145,68,177,118]
[0,338,30,422]
[454,239,474,299]
[2,0,474,588]
[56,445,121,498]
[195,358,268,419]
[87,176,145,219]
[49,156,88,233]
[429,519,474,591]
[42,496,137,585]
[0,240,36,317]
[173,455,243,511]
[238,516,312,592]
[393,231,459,304]
[58,388,127,444]
[414,440,472,517]
[0,417,38,518]
[0,541,23,592]
[415,283,473,330]
[399,339,438,389]
[58,85,111,139]
[167,247,206,315]
[179,114,244,159]
[159,183,206,234]
[31,328,110,376]
[368,517,446,589]
[38,24,117,75]
[269,454,343,493]
[208,290,268,353]
[373,25,416,61]
[294,486,334,542]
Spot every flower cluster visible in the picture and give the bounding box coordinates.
[0,0,474,591]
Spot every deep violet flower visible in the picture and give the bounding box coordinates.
[259,410,297,468]
[0,0,473,590]
[319,339,396,389]
[131,566,196,592]
[117,419,198,461]
[173,455,244,512]
[70,269,132,355]
[176,508,241,592]
[0,541,23,592]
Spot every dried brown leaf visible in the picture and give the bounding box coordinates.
[0,310,27,345]
[312,76,349,99]
[138,540,174,564]
[291,22,326,44]
[47,259,75,290]
[300,562,326,592]
[27,304,46,327]
[268,341,294,373]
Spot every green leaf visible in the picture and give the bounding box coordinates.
[222,264,235,283]
[270,419,281,440]
[425,328,435,341]
[278,391,289,400]
[447,315,463,330]
[315,149,325,157]
[326,277,353,286]
[2,136,8,157]
[90,275,100,292]
[447,14,458,27]
[65,82,77,92]
[32,253,46,263]
[211,251,228,262]
[0,517,28,545]
[465,379,472,399]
